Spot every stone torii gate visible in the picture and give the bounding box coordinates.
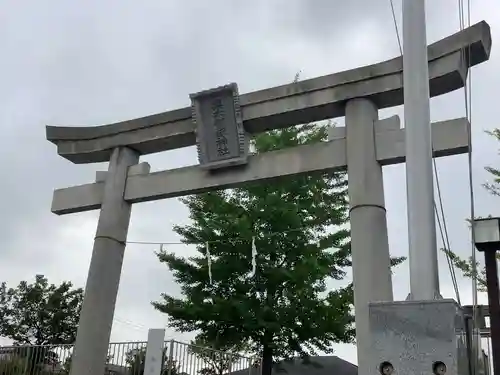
[47,22,490,375]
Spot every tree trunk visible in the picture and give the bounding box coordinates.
[261,344,273,375]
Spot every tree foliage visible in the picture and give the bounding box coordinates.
[0,356,27,375]
[483,129,500,197]
[441,248,489,292]
[0,346,61,375]
[0,275,83,345]
[58,353,113,375]
[188,334,251,375]
[153,124,404,375]
[125,347,184,375]
[443,129,500,292]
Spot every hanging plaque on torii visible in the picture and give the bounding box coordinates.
[190,83,249,170]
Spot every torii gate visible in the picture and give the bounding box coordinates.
[46,22,491,375]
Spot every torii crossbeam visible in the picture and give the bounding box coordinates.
[46,22,491,375]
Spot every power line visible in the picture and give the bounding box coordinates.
[389,0,403,55]
[434,161,461,304]
[113,317,147,331]
[461,0,477,310]
[458,0,481,372]
[434,165,461,303]
[127,222,347,247]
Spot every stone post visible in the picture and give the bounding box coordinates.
[70,147,140,375]
[345,98,393,373]
[144,329,166,375]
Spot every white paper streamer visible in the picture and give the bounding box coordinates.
[250,236,257,277]
[206,242,213,284]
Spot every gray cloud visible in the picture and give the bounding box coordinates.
[0,0,498,364]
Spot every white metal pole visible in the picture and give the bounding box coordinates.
[403,0,440,300]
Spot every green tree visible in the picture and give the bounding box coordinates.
[61,355,72,375]
[0,275,83,345]
[125,347,183,375]
[125,348,148,375]
[0,347,61,375]
[0,356,27,375]
[188,334,250,375]
[59,354,113,375]
[153,124,405,375]
[483,129,500,197]
[442,129,500,291]
[441,248,493,292]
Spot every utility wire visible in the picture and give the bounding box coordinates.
[434,161,461,305]
[389,0,403,55]
[126,224,336,246]
[456,0,482,372]
[113,317,146,331]
[458,0,481,372]
[125,227,304,246]
[462,0,478,311]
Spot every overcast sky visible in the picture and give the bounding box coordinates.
[0,0,499,365]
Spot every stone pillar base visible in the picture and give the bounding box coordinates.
[367,300,469,375]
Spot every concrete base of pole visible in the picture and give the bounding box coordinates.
[367,300,469,375]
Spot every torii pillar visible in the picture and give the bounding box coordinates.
[45,22,490,375]
[346,99,393,374]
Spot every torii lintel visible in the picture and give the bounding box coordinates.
[45,21,491,164]
[51,117,470,215]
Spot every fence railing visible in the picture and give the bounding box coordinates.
[0,340,260,375]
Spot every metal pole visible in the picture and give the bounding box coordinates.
[70,147,139,375]
[483,249,500,375]
[402,0,440,300]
